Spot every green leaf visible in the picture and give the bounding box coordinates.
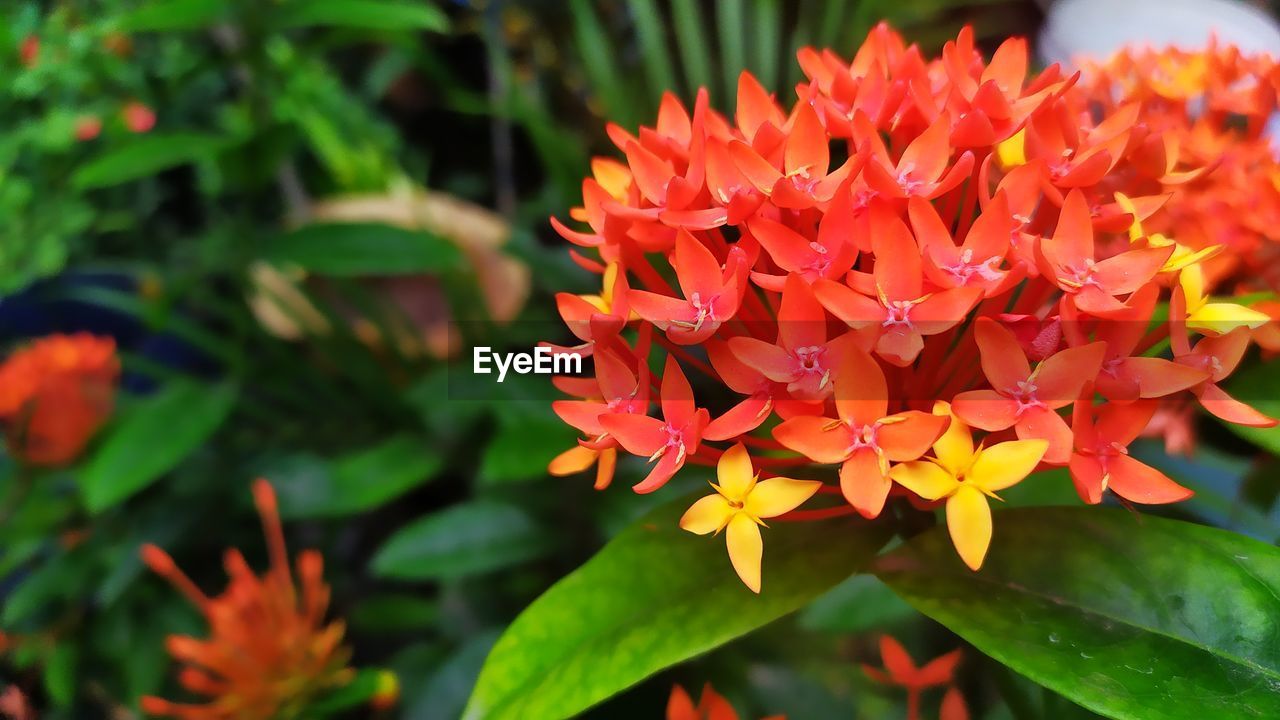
[1222,359,1280,453]
[480,405,577,485]
[264,222,463,276]
[80,381,237,513]
[875,507,1280,720]
[274,0,449,32]
[350,593,439,633]
[117,0,229,31]
[371,501,553,580]
[272,435,444,519]
[72,133,232,190]
[799,574,915,634]
[463,498,891,720]
[627,0,677,99]
[43,642,78,707]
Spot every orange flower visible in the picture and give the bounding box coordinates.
[0,333,118,467]
[862,635,967,720]
[666,683,785,720]
[140,480,354,719]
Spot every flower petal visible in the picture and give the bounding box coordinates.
[889,461,959,501]
[548,445,598,476]
[773,415,853,463]
[841,449,892,518]
[970,439,1048,491]
[679,494,735,535]
[725,513,764,593]
[952,389,1019,432]
[746,477,822,518]
[931,410,974,476]
[878,410,950,461]
[946,485,993,571]
[716,442,757,500]
[973,317,1031,392]
[1106,455,1194,504]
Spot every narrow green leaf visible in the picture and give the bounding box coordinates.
[627,0,677,101]
[718,0,746,104]
[569,0,636,126]
[73,133,231,190]
[671,0,713,96]
[876,507,1280,719]
[273,0,449,32]
[371,501,552,580]
[117,0,228,31]
[815,0,852,49]
[751,0,782,90]
[264,222,463,276]
[80,381,237,513]
[462,498,891,720]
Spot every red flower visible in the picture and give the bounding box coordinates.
[0,334,118,467]
[863,635,968,720]
[600,355,709,493]
[141,480,354,719]
[543,23,1275,581]
[122,101,156,133]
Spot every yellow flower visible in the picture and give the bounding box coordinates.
[1114,192,1221,273]
[889,404,1047,571]
[679,443,821,593]
[1178,263,1270,336]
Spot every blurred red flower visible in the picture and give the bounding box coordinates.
[0,333,118,467]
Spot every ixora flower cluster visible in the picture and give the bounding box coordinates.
[0,333,118,467]
[546,24,1278,592]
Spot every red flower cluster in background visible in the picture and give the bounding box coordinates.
[1080,42,1280,297]
[0,333,118,467]
[547,24,1277,589]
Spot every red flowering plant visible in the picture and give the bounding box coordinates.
[543,22,1275,579]
[466,25,1280,720]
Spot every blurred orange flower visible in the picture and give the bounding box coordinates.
[863,635,968,720]
[666,683,784,720]
[140,480,354,719]
[0,333,118,467]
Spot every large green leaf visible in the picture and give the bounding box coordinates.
[875,507,1280,720]
[273,0,449,32]
[72,133,232,189]
[370,501,553,580]
[263,222,463,276]
[80,381,237,513]
[462,498,891,720]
